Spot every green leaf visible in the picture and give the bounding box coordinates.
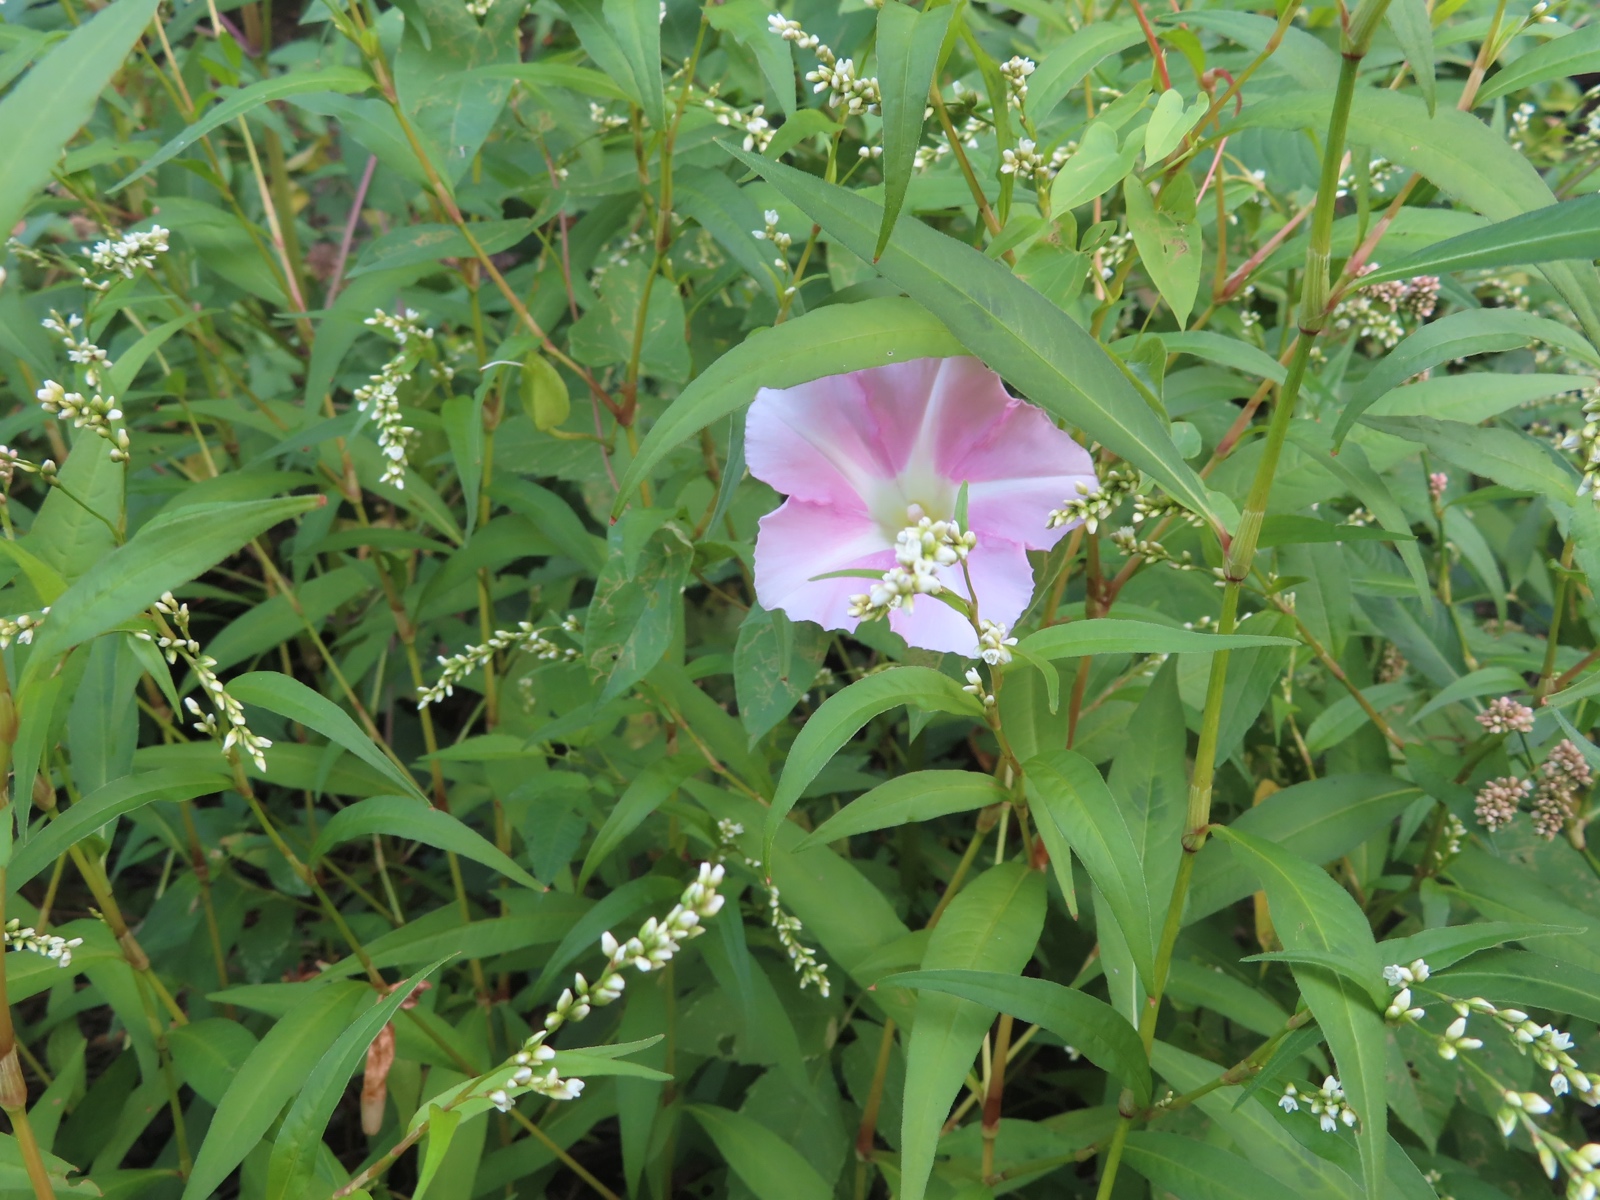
[0,539,68,606]
[686,1105,833,1200]
[182,982,370,1200]
[350,219,535,277]
[1189,775,1421,921]
[466,60,630,101]
[1124,1131,1291,1200]
[1143,89,1206,162]
[266,959,451,1200]
[1477,24,1600,105]
[0,0,161,237]
[1123,172,1200,327]
[112,67,374,191]
[899,864,1045,1200]
[24,496,322,684]
[1362,416,1577,501]
[614,297,963,510]
[582,520,694,701]
[797,771,1004,849]
[230,671,426,802]
[310,794,541,890]
[1334,308,1598,448]
[1026,749,1157,982]
[874,0,954,260]
[1217,828,1386,1200]
[888,969,1149,1104]
[394,0,523,185]
[1411,666,1525,722]
[1384,0,1435,114]
[1241,950,1388,1008]
[1380,922,1578,974]
[413,1106,461,1200]
[1143,330,1288,383]
[1026,21,1142,123]
[1427,948,1600,1025]
[560,0,664,131]
[1443,845,1600,973]
[764,666,984,860]
[1357,193,1600,289]
[24,443,123,589]
[579,755,703,888]
[10,765,224,888]
[722,144,1229,530]
[703,0,794,114]
[732,604,827,740]
[1303,682,1412,755]
[104,308,212,397]
[1019,617,1294,660]
[169,1019,260,1109]
[1243,87,1600,352]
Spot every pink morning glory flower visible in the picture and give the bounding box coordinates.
[746,356,1098,654]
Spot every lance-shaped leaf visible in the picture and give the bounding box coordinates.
[798,770,1003,848]
[874,1,954,259]
[898,864,1045,1200]
[1025,749,1156,981]
[722,144,1229,530]
[1357,193,1600,289]
[764,667,984,859]
[888,968,1149,1104]
[1217,828,1386,1200]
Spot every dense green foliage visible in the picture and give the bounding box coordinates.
[2,0,1600,1196]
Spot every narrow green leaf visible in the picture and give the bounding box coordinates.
[888,969,1149,1103]
[1362,416,1577,501]
[1427,948,1600,1025]
[112,67,374,191]
[412,1106,461,1200]
[560,0,664,130]
[266,960,451,1200]
[722,144,1229,529]
[24,496,322,684]
[1334,308,1598,448]
[874,1,954,259]
[578,755,703,888]
[1477,24,1600,105]
[1379,923,1578,974]
[1303,682,1412,755]
[1019,617,1294,661]
[310,794,541,890]
[0,0,162,237]
[1188,775,1421,921]
[1124,1131,1290,1200]
[1025,20,1142,123]
[686,1105,833,1200]
[764,666,984,860]
[230,671,426,802]
[1358,193,1600,290]
[1025,749,1156,981]
[182,982,370,1200]
[350,219,536,278]
[1217,828,1386,1200]
[797,770,1004,848]
[10,766,224,888]
[1385,0,1435,114]
[899,864,1045,1200]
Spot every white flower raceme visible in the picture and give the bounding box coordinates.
[85,225,169,288]
[768,13,880,116]
[482,864,727,1116]
[3,919,82,968]
[847,509,977,622]
[418,620,576,707]
[1048,469,1137,534]
[1280,1076,1357,1132]
[138,592,272,771]
[976,619,1016,666]
[355,308,441,488]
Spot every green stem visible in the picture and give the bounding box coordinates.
[1095,48,1369,1200]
